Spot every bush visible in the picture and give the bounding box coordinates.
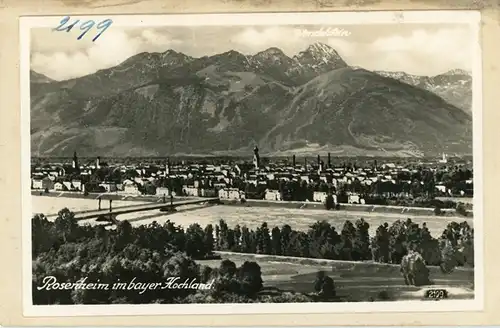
[434,205,443,216]
[324,194,335,210]
[456,203,468,217]
[377,290,391,301]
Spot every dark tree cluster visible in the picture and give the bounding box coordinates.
[211,217,473,270]
[32,210,314,305]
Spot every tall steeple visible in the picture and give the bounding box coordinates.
[72,151,78,169]
[253,146,260,169]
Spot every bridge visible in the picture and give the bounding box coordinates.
[74,197,220,223]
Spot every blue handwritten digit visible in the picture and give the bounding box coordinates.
[65,19,80,32]
[78,20,95,40]
[93,19,113,42]
[53,16,70,31]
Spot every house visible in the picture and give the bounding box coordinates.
[348,194,364,204]
[436,185,447,193]
[219,188,244,200]
[265,189,282,201]
[99,182,118,192]
[32,177,54,190]
[228,188,242,200]
[156,187,170,196]
[183,186,200,197]
[218,189,229,199]
[123,180,141,195]
[313,191,328,203]
[62,181,73,191]
[54,182,67,191]
[71,180,82,191]
[200,188,217,197]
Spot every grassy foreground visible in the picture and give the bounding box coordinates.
[199,252,475,302]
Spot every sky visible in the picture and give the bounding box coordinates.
[30,23,475,81]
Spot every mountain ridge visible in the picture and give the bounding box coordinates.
[30,43,472,158]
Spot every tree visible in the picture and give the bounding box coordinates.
[434,204,443,216]
[238,261,263,297]
[240,226,252,253]
[314,271,336,299]
[456,203,468,217]
[203,224,215,256]
[185,223,206,259]
[271,227,282,255]
[372,223,390,263]
[324,194,335,210]
[256,222,271,254]
[354,218,371,260]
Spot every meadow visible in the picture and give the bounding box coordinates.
[200,252,475,301]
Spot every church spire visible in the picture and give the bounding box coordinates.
[253,146,260,169]
[72,151,78,170]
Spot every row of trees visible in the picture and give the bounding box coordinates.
[210,217,473,269]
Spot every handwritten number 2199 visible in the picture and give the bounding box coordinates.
[54,16,113,42]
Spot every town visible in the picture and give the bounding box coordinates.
[31,147,473,210]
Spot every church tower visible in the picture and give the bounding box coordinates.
[72,151,78,170]
[253,146,260,169]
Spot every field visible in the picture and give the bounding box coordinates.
[200,252,475,301]
[32,196,473,237]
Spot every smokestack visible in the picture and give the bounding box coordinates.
[292,155,296,167]
[96,156,101,169]
[328,152,331,168]
[317,154,320,166]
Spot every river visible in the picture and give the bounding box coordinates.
[32,195,473,238]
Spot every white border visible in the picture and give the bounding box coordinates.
[20,10,484,317]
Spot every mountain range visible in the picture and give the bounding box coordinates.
[30,42,472,158]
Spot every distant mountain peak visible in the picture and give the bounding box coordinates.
[442,69,471,76]
[294,42,347,69]
[219,49,245,57]
[255,47,286,56]
[30,70,55,83]
[307,42,338,55]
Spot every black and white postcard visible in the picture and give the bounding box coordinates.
[20,11,483,316]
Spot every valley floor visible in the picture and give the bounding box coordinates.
[200,252,475,302]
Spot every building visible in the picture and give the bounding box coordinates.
[183,186,201,197]
[200,188,217,197]
[71,180,82,191]
[313,191,328,203]
[156,187,170,196]
[253,146,260,169]
[265,189,282,201]
[99,182,118,192]
[123,180,140,195]
[348,194,365,204]
[72,151,79,170]
[53,182,67,191]
[439,153,448,164]
[32,177,54,190]
[219,188,244,200]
